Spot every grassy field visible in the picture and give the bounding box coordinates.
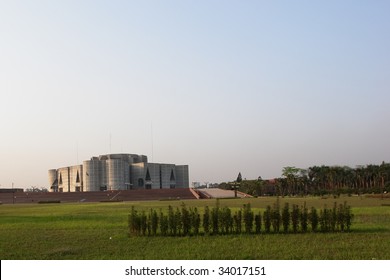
[0,196,389,259]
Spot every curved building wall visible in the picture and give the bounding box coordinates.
[100,160,107,189]
[83,160,100,192]
[49,153,187,192]
[48,169,57,192]
[68,165,83,192]
[107,159,130,190]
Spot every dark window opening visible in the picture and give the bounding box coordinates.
[76,171,80,183]
[159,167,162,189]
[170,169,175,181]
[145,168,151,181]
[138,178,144,187]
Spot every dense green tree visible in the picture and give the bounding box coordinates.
[192,207,201,235]
[300,202,308,233]
[291,204,300,233]
[233,210,242,234]
[271,201,281,233]
[309,207,319,232]
[129,202,353,236]
[220,207,233,234]
[243,203,254,234]
[255,212,262,234]
[264,206,272,233]
[211,206,219,235]
[219,162,390,197]
[203,206,210,235]
[150,209,159,236]
[181,204,191,236]
[160,211,168,236]
[282,203,290,233]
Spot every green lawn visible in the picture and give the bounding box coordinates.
[0,196,389,259]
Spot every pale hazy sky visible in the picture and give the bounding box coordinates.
[1,0,389,188]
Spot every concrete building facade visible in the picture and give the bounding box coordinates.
[48,153,189,192]
[49,165,83,192]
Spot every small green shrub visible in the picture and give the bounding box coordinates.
[264,205,272,233]
[282,203,290,233]
[300,202,308,233]
[128,201,353,237]
[291,204,300,233]
[310,207,319,232]
[255,212,262,234]
[203,206,210,235]
[243,203,254,234]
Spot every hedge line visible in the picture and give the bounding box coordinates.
[128,201,353,237]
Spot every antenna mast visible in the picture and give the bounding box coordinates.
[109,132,112,154]
[151,122,154,162]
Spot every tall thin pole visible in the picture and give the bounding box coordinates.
[109,132,112,154]
[12,182,15,204]
[76,141,79,165]
[151,122,154,162]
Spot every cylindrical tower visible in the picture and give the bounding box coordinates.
[83,159,101,192]
[107,158,129,190]
[48,169,57,192]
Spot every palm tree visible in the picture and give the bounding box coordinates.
[282,166,302,195]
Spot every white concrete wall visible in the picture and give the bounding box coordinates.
[49,154,188,192]
[56,165,82,192]
[176,165,189,188]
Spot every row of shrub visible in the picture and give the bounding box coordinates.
[128,201,353,236]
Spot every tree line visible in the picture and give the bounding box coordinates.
[219,162,390,196]
[128,201,353,237]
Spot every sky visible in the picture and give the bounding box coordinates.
[0,0,389,188]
